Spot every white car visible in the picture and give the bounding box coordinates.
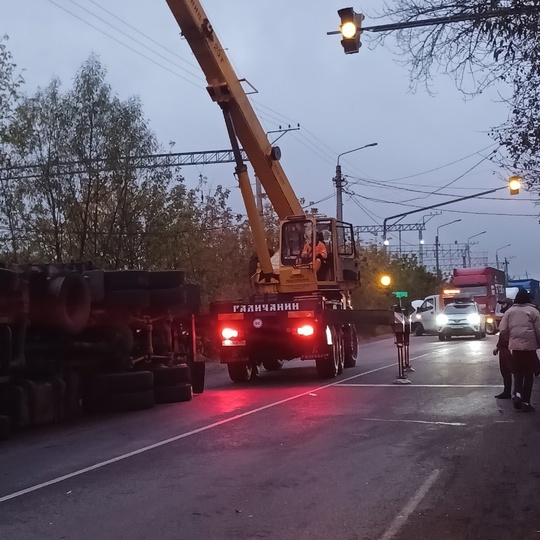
[436,301,486,341]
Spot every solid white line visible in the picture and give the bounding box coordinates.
[378,469,441,540]
[361,418,465,427]
[0,360,401,504]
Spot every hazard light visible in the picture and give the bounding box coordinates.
[221,327,239,339]
[443,289,460,295]
[296,324,315,336]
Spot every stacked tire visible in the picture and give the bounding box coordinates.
[82,371,155,413]
[29,270,91,334]
[150,364,193,404]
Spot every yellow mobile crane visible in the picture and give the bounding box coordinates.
[166,0,362,381]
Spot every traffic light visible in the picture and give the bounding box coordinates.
[379,274,391,288]
[338,7,364,54]
[508,175,521,195]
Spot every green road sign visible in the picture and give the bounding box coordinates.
[393,291,408,298]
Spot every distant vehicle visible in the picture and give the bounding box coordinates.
[451,267,506,334]
[507,278,540,305]
[411,289,461,336]
[436,299,486,341]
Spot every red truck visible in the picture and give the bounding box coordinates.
[451,267,507,334]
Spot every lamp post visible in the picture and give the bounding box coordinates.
[466,231,486,266]
[419,212,441,266]
[335,143,377,221]
[435,219,461,279]
[495,243,511,270]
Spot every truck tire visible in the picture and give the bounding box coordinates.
[227,361,253,383]
[152,365,191,387]
[88,371,153,395]
[343,326,358,368]
[0,415,11,440]
[148,270,185,290]
[485,322,496,335]
[316,327,339,379]
[0,268,21,293]
[104,270,149,292]
[336,328,345,375]
[6,384,30,430]
[103,289,150,308]
[104,390,155,412]
[187,360,206,394]
[84,269,105,303]
[83,372,154,413]
[154,383,192,404]
[150,287,186,308]
[82,324,134,364]
[262,358,284,371]
[40,273,91,334]
[415,324,424,337]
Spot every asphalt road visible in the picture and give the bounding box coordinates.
[1,334,540,540]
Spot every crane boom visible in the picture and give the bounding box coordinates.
[165,0,303,219]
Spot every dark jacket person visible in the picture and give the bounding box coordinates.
[498,289,540,412]
[492,299,514,399]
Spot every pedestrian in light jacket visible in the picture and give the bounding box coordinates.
[498,289,540,412]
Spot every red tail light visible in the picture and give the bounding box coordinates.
[297,324,314,336]
[221,327,239,339]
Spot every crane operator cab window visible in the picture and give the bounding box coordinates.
[280,220,331,281]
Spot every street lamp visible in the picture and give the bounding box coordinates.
[495,243,511,270]
[335,143,377,221]
[466,231,486,267]
[436,219,461,279]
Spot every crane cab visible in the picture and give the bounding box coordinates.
[278,216,359,293]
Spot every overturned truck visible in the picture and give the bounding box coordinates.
[0,263,205,440]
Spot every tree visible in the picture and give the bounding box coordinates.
[352,243,440,309]
[374,1,540,185]
[0,36,25,262]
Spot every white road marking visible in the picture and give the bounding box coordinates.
[378,469,441,540]
[361,418,465,427]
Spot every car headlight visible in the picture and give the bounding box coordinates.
[467,313,481,325]
[415,313,422,320]
[436,314,448,325]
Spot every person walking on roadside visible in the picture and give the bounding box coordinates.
[493,298,514,399]
[498,289,540,412]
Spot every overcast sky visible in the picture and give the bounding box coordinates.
[3,0,539,281]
